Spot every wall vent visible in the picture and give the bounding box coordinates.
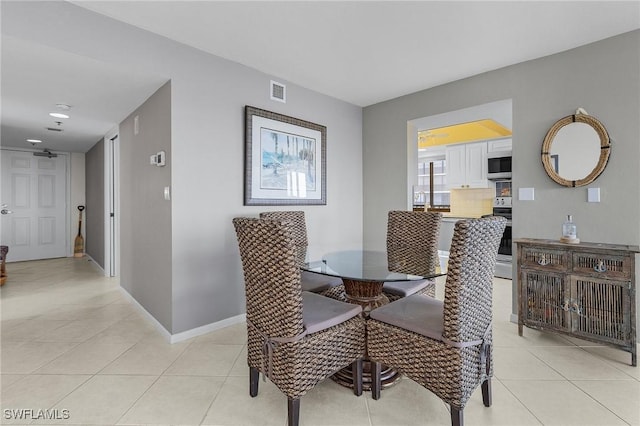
[270,80,286,103]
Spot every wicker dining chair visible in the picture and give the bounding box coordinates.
[233,217,366,426]
[368,216,506,426]
[383,210,442,302]
[260,211,345,299]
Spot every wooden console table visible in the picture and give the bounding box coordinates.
[515,238,638,366]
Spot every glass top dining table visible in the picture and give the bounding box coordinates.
[303,249,445,390]
[303,249,444,312]
[304,249,429,283]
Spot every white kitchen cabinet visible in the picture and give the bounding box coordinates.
[445,144,466,188]
[487,138,512,153]
[445,141,488,189]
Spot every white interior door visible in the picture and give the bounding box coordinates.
[1,150,67,261]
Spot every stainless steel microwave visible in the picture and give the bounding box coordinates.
[487,151,512,180]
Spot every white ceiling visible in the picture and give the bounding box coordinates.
[2,1,639,153]
[1,35,169,153]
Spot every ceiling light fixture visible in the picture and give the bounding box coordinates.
[26,139,42,143]
[49,112,69,119]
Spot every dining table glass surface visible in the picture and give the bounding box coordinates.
[303,249,444,391]
[304,249,438,281]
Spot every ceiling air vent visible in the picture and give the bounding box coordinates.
[270,80,286,103]
[33,149,58,158]
[46,127,63,132]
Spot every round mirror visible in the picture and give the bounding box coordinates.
[541,114,610,187]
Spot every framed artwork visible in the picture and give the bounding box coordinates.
[244,106,326,205]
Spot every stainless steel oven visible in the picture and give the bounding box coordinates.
[492,199,512,278]
[492,205,512,255]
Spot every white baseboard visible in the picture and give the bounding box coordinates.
[118,287,246,344]
[510,313,518,324]
[169,314,246,344]
[83,254,106,276]
[118,287,172,342]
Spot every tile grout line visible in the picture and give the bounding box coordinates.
[112,373,164,426]
[514,342,628,424]
[565,378,632,426]
[495,377,545,425]
[197,342,247,425]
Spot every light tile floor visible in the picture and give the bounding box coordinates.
[1,257,638,425]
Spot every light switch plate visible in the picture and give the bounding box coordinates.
[519,187,535,201]
[134,115,139,135]
[588,187,600,202]
[156,151,166,166]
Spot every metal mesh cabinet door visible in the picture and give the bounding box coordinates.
[570,275,630,345]
[522,270,570,332]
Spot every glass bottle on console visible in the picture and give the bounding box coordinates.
[562,215,577,240]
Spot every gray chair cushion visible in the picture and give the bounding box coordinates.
[301,270,343,293]
[382,279,432,297]
[369,294,444,341]
[302,291,362,335]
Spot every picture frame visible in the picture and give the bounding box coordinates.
[244,106,326,205]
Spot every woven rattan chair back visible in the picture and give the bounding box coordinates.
[260,211,346,299]
[260,211,308,266]
[233,217,304,339]
[386,210,442,276]
[233,217,366,426]
[368,216,507,426]
[443,216,506,344]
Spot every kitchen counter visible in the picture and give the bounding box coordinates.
[439,216,490,250]
[441,214,485,222]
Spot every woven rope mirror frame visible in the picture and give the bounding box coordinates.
[541,114,611,187]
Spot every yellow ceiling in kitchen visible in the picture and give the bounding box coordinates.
[418,119,512,148]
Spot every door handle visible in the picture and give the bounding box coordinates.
[594,261,607,273]
[537,254,550,266]
[1,209,12,215]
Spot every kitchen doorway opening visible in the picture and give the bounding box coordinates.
[406,98,513,283]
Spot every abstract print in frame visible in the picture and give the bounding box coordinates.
[244,106,326,205]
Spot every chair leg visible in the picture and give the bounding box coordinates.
[482,379,492,407]
[371,361,381,400]
[450,405,463,426]
[482,342,492,407]
[352,358,363,396]
[287,398,300,426]
[249,367,259,397]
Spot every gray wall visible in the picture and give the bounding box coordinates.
[4,1,364,335]
[169,50,363,334]
[85,139,104,269]
[364,30,640,322]
[120,82,173,330]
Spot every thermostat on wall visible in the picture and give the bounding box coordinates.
[149,151,166,167]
